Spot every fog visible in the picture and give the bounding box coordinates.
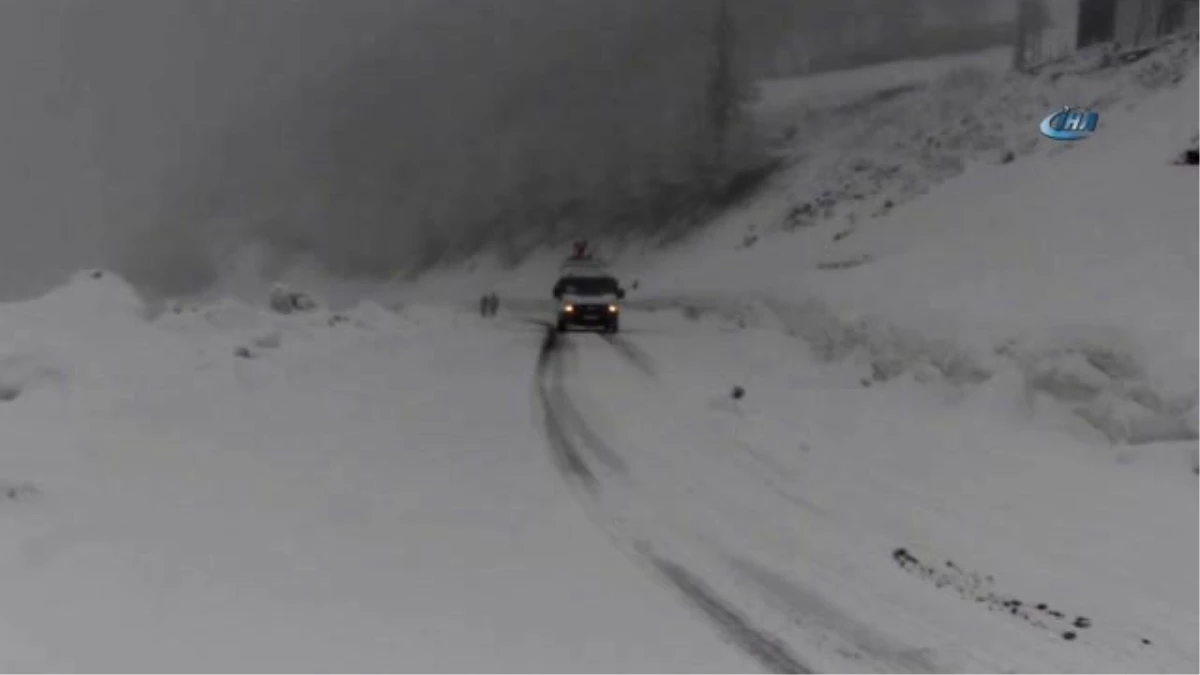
[0,0,1007,299]
[0,0,420,298]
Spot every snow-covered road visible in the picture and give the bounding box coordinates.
[0,285,759,672]
[0,276,1193,671]
[535,323,812,673]
[532,304,1197,673]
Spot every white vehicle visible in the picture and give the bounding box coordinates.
[552,273,625,333]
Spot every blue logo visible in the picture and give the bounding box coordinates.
[1039,107,1099,141]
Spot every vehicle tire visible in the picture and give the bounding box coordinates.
[609,320,620,334]
[556,319,568,333]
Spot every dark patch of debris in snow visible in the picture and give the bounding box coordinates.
[268,283,319,315]
[1176,131,1198,165]
[817,254,873,271]
[891,547,1099,642]
[1,481,38,501]
[782,190,844,230]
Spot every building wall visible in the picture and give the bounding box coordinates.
[1113,0,1163,45]
[1073,0,1200,50]
[1077,0,1115,48]
[1189,1,1200,28]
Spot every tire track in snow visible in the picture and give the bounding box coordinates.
[727,555,942,673]
[535,323,598,489]
[598,332,658,379]
[535,325,628,488]
[533,324,811,673]
[647,551,813,674]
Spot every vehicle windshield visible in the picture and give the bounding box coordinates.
[558,276,619,296]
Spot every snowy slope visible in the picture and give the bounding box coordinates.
[728,36,1198,256]
[506,35,1196,670]
[753,46,1013,133]
[543,316,1195,672]
[523,44,1199,664]
[641,35,1199,449]
[568,37,1196,669]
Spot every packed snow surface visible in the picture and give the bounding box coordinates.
[0,275,757,671]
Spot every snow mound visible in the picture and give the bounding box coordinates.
[763,297,1197,445]
[1005,339,1198,445]
[0,269,149,330]
[657,293,1196,446]
[0,271,210,407]
[763,298,994,387]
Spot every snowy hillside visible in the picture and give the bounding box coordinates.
[0,36,1195,673]
[642,35,1200,450]
[612,38,1196,670]
[752,46,1014,132]
[748,34,1198,241]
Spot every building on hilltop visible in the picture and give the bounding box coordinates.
[1077,0,1197,49]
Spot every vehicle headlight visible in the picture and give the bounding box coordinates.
[608,304,618,313]
[564,304,575,312]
